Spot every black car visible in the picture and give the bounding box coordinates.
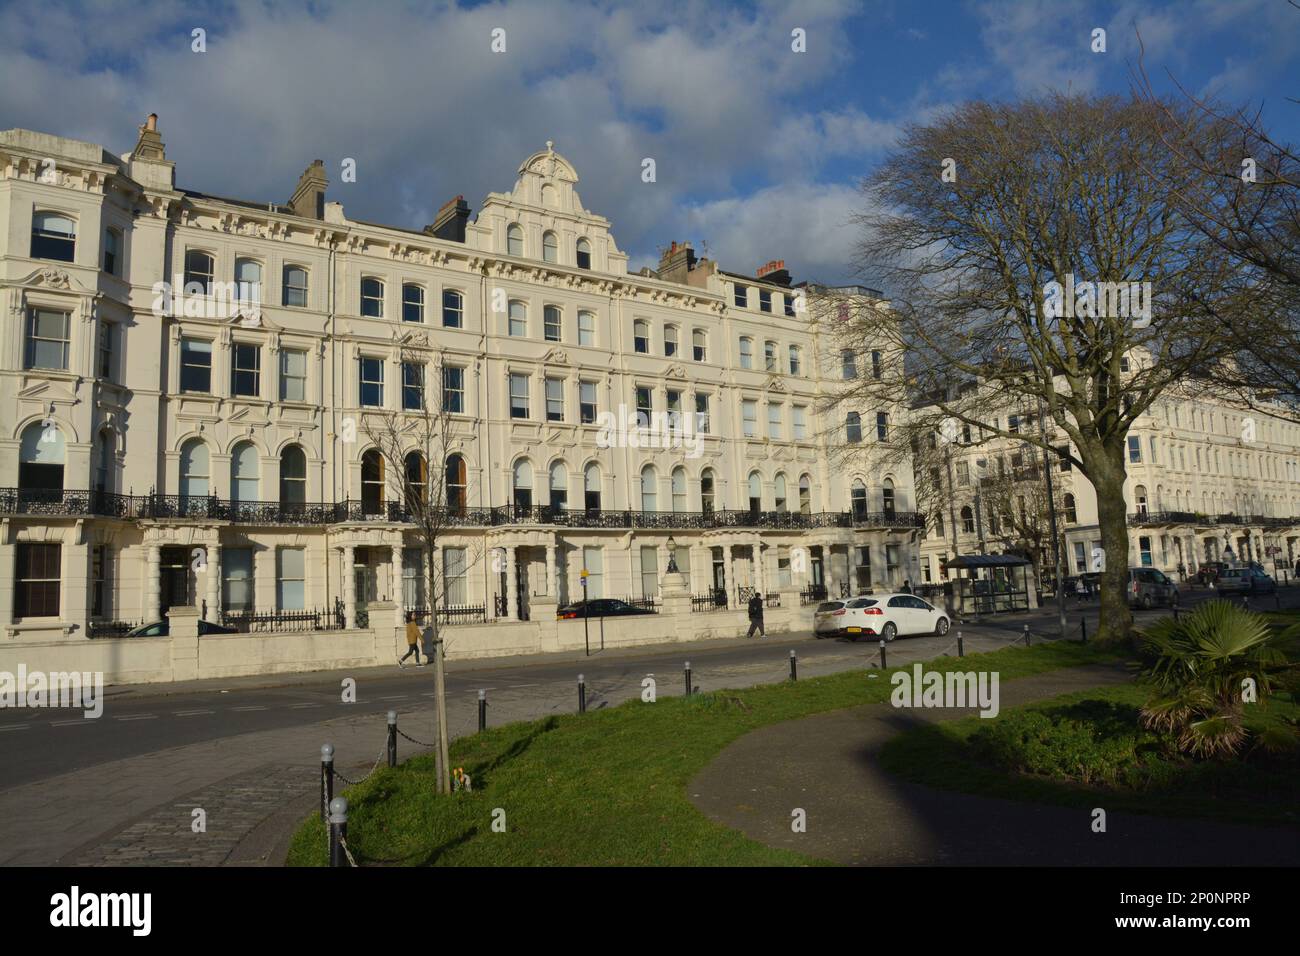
[126,619,239,637]
[557,599,656,620]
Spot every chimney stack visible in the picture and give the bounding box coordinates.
[658,241,697,282]
[756,259,790,286]
[425,195,471,243]
[288,160,328,220]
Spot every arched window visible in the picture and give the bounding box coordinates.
[576,237,591,270]
[283,265,309,307]
[578,310,596,346]
[542,231,558,263]
[961,505,975,533]
[402,283,425,323]
[509,300,527,337]
[31,211,76,262]
[361,449,385,515]
[747,471,762,514]
[361,277,387,318]
[544,305,562,342]
[774,473,788,513]
[19,422,65,494]
[1134,484,1148,516]
[446,454,467,514]
[851,479,867,519]
[183,249,215,295]
[549,461,568,509]
[846,412,862,443]
[94,430,114,495]
[1064,493,1077,524]
[507,223,524,257]
[640,465,658,512]
[799,474,811,515]
[701,468,716,514]
[180,438,210,501]
[671,467,687,513]
[404,451,427,511]
[280,445,307,508]
[584,462,601,512]
[230,442,259,503]
[663,325,678,357]
[513,458,533,513]
[235,258,262,303]
[442,289,463,328]
[882,478,895,516]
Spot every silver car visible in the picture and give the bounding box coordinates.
[1215,567,1277,597]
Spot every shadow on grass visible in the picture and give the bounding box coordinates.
[470,715,561,789]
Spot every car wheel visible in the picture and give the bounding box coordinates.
[883,622,897,642]
[935,617,950,636]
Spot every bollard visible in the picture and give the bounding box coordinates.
[1174,605,1180,622]
[1080,618,1087,644]
[478,689,487,732]
[320,743,334,822]
[328,796,348,868]
[386,711,397,769]
[684,661,692,697]
[1242,594,1250,612]
[1023,624,1030,647]
[879,639,887,670]
[957,631,964,658]
[578,674,586,714]
[789,650,797,682]
[1276,592,1281,611]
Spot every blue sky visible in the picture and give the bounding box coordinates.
[1,0,1296,284]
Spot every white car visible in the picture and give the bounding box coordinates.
[813,593,950,642]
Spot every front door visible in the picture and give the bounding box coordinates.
[516,562,530,621]
[159,546,193,615]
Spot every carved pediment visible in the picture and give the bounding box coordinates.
[765,376,787,393]
[665,364,687,380]
[544,348,569,366]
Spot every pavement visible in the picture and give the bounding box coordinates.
[0,584,1293,867]
[689,663,1300,865]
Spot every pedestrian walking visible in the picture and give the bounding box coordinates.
[398,611,422,668]
[901,579,913,594]
[1075,576,1087,602]
[746,592,766,638]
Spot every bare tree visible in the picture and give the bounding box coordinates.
[1133,30,1300,417]
[976,451,1070,590]
[832,93,1241,641]
[361,347,479,795]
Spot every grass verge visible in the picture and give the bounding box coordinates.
[287,639,1121,866]
[878,683,1299,828]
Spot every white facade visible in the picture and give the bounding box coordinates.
[0,119,919,651]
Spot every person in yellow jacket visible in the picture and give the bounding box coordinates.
[398,611,423,668]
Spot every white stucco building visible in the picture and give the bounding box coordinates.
[0,116,920,659]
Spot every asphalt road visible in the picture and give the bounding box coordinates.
[1,584,1292,792]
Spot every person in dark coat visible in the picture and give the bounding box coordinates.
[746,592,765,638]
[901,580,913,594]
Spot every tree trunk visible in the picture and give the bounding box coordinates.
[430,608,450,795]
[1090,449,1134,643]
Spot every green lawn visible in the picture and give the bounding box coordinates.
[287,639,1119,866]
[878,683,1300,828]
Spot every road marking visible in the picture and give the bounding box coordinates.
[115,714,158,721]
[52,718,94,727]
[173,710,214,717]
[231,705,268,712]
[376,695,408,700]
[507,683,539,688]
[290,703,321,709]
[0,724,30,732]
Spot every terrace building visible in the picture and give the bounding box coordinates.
[0,118,919,664]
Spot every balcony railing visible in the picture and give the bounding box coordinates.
[0,488,926,533]
[1127,510,1300,528]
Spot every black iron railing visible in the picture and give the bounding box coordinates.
[0,488,929,532]
[799,584,828,606]
[221,606,347,633]
[622,594,660,613]
[691,589,729,613]
[492,593,508,619]
[87,619,142,639]
[765,593,782,609]
[407,603,488,626]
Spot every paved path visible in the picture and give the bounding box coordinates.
[689,664,1300,865]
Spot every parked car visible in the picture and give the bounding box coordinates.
[1128,568,1179,609]
[1215,567,1277,597]
[814,593,949,642]
[1196,561,1230,586]
[126,619,239,637]
[556,598,655,620]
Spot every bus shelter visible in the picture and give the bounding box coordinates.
[947,554,1033,616]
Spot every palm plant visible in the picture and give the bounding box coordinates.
[1135,600,1293,759]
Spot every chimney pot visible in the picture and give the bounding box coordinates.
[146,113,158,131]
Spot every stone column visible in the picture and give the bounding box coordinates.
[506,546,518,620]
[754,537,766,595]
[205,542,221,623]
[390,543,405,626]
[723,543,734,607]
[545,543,557,598]
[146,545,161,622]
[342,545,356,629]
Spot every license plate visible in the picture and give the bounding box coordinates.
[847,626,862,633]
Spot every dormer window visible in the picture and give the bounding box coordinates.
[759,290,772,313]
[734,284,748,308]
[576,238,591,270]
[31,212,76,262]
